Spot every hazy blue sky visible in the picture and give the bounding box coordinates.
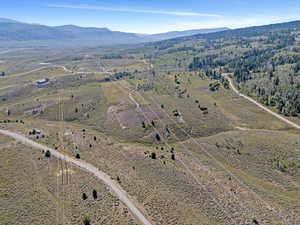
[2,0,300,33]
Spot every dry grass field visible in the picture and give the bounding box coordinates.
[0,134,140,225]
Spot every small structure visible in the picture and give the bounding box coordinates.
[29,129,41,135]
[36,78,50,88]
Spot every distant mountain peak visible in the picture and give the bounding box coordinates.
[0,18,231,47]
[146,27,230,41]
[55,25,111,31]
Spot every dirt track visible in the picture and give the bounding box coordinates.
[0,129,153,225]
[224,74,300,130]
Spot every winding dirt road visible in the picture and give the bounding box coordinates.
[0,129,153,225]
[224,74,300,130]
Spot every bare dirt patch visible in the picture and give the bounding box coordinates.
[107,102,163,128]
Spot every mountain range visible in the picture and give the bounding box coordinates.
[0,18,228,47]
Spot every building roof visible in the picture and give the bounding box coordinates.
[36,78,49,84]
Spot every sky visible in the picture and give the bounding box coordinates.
[1,0,300,34]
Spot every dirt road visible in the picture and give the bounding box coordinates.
[0,129,153,225]
[224,74,300,130]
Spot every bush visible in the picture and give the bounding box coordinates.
[199,106,208,111]
[45,150,51,158]
[83,216,91,225]
[171,153,176,160]
[116,176,121,183]
[151,152,157,160]
[82,193,87,200]
[155,134,161,141]
[76,153,81,159]
[209,82,220,91]
[151,120,155,127]
[92,190,97,200]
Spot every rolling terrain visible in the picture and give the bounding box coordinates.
[0,20,300,225]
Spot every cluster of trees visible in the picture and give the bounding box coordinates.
[0,119,24,124]
[112,71,132,80]
[205,69,221,80]
[209,82,220,91]
[141,120,157,130]
[230,49,300,117]
[189,55,224,71]
[249,78,300,117]
[185,24,300,118]
[82,189,98,201]
[166,46,197,54]
[100,55,123,59]
[99,71,132,83]
[150,147,176,161]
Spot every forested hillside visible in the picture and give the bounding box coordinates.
[144,20,300,119]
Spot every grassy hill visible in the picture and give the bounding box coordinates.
[137,20,300,123]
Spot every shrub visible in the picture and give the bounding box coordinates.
[171,153,176,160]
[76,153,81,159]
[82,193,87,200]
[199,106,208,111]
[151,152,157,160]
[83,216,91,225]
[116,176,121,183]
[155,134,161,141]
[92,190,97,200]
[151,120,155,127]
[45,150,51,158]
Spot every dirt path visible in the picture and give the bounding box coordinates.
[0,84,16,91]
[0,129,153,225]
[128,91,140,109]
[7,63,111,78]
[9,66,51,77]
[224,74,300,130]
[8,64,76,78]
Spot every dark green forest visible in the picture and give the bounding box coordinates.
[146,21,300,118]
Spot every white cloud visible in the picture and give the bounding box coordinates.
[47,4,222,17]
[168,15,300,31]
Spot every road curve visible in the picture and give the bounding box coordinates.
[224,74,300,130]
[0,129,153,225]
